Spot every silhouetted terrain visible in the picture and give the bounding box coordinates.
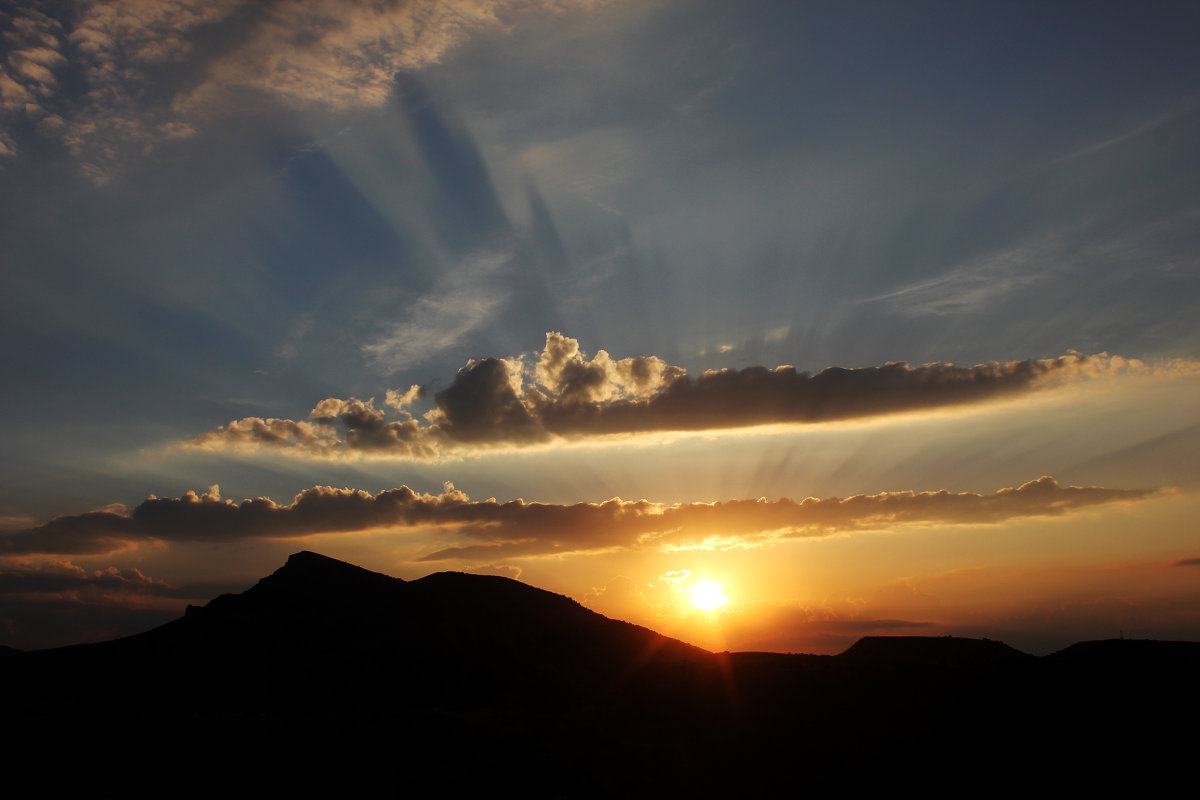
[4,552,1196,796]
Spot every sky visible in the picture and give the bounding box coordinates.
[2,0,1200,655]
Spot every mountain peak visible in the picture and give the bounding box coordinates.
[288,549,337,564]
[270,550,402,583]
[219,550,404,613]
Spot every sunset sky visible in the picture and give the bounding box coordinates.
[3,0,1199,655]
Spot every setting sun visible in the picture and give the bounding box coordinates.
[690,579,730,612]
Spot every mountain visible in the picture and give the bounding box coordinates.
[837,633,1034,667]
[6,551,710,715]
[3,552,1197,796]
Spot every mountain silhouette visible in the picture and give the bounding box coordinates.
[3,552,1196,796]
[8,551,709,716]
[837,633,1034,667]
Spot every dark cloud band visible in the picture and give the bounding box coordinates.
[0,477,1164,558]
[185,333,1165,460]
[0,561,169,596]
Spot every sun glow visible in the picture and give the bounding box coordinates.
[690,579,729,611]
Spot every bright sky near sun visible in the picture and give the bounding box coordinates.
[2,0,1200,654]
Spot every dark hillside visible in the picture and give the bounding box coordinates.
[3,552,1195,796]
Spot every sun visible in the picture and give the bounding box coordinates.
[690,579,729,611]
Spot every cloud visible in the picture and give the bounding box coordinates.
[184,332,1190,460]
[861,236,1058,317]
[55,0,243,176]
[171,0,512,116]
[362,245,517,372]
[385,384,424,413]
[188,415,343,455]
[1174,557,1200,567]
[0,559,195,650]
[0,476,1164,559]
[862,210,1200,322]
[0,560,172,596]
[463,562,523,580]
[1041,94,1200,167]
[0,0,601,177]
[0,482,473,556]
[306,397,440,457]
[0,4,68,159]
[417,476,1166,560]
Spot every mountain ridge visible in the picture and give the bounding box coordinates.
[3,551,1197,795]
[7,550,1198,666]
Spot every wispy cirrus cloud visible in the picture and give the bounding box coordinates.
[183,331,1194,461]
[860,237,1060,317]
[862,209,1200,321]
[363,245,517,373]
[1041,94,1200,168]
[0,476,1167,559]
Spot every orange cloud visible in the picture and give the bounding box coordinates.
[0,477,1163,559]
[420,476,1166,559]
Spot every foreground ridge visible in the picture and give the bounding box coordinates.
[3,552,1197,795]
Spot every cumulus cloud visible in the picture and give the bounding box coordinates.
[385,384,425,413]
[184,332,1188,460]
[0,477,1164,559]
[0,0,600,177]
[306,396,439,456]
